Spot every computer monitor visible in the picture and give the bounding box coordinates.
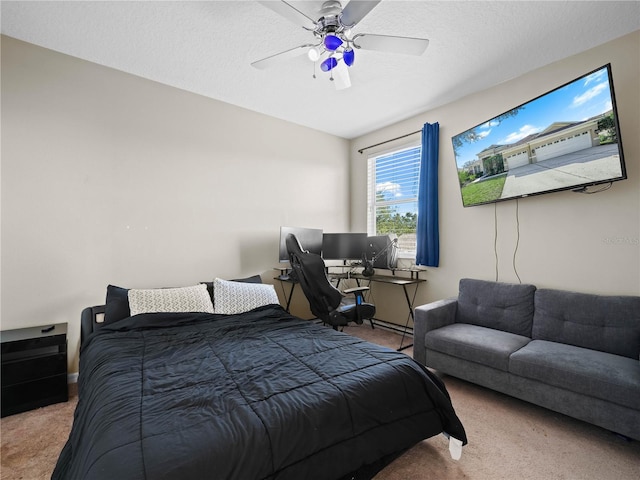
[322,233,368,261]
[279,226,323,263]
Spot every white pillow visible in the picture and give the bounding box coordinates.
[213,278,280,315]
[128,284,214,316]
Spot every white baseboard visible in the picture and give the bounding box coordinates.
[68,372,79,384]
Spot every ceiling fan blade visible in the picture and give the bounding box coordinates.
[251,44,315,70]
[352,33,429,55]
[258,1,317,30]
[332,61,351,90]
[340,1,381,27]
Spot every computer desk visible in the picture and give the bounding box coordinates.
[274,266,425,351]
[331,270,426,351]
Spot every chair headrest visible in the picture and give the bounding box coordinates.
[285,233,305,256]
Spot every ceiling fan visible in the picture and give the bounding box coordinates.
[251,0,429,90]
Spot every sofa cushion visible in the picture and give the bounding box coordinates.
[532,289,640,359]
[425,323,531,372]
[457,279,536,337]
[509,340,640,410]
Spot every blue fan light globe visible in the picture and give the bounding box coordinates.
[343,48,355,66]
[323,35,343,51]
[320,57,338,72]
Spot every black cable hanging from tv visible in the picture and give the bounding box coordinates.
[513,199,521,284]
[493,200,522,284]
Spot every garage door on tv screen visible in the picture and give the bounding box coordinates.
[451,64,627,208]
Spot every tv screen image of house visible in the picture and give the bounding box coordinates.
[322,233,368,261]
[451,64,627,207]
[278,226,323,263]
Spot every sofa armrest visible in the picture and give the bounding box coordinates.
[413,298,458,365]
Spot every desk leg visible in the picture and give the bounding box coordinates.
[397,283,418,352]
[285,283,295,313]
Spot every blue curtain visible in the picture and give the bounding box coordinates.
[416,122,439,267]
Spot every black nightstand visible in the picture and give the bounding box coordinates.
[1,323,68,417]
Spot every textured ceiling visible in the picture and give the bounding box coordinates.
[2,1,639,139]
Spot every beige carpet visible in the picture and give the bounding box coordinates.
[1,325,639,480]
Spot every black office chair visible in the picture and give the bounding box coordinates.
[286,233,376,330]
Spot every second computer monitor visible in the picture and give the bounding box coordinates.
[322,233,368,261]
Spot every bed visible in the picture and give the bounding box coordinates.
[53,279,466,480]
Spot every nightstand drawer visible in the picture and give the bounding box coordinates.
[2,352,67,385]
[1,374,68,417]
[1,333,66,357]
[1,323,68,417]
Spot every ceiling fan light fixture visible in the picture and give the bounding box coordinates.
[343,47,355,66]
[320,57,338,72]
[323,34,343,51]
[253,0,429,88]
[308,46,321,62]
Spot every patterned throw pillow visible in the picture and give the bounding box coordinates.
[128,284,214,316]
[213,278,280,315]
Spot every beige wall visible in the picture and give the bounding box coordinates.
[1,36,350,372]
[2,30,639,373]
[350,31,640,309]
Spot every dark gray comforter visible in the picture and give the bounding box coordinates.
[53,305,466,479]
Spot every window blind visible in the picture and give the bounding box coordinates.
[367,144,421,256]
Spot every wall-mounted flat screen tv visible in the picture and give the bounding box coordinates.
[451,64,627,207]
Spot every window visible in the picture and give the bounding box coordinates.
[367,143,421,257]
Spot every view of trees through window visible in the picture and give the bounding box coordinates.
[368,145,421,256]
[375,198,417,236]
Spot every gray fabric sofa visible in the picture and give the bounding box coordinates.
[413,278,640,440]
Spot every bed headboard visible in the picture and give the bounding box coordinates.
[81,305,106,346]
[81,275,264,346]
